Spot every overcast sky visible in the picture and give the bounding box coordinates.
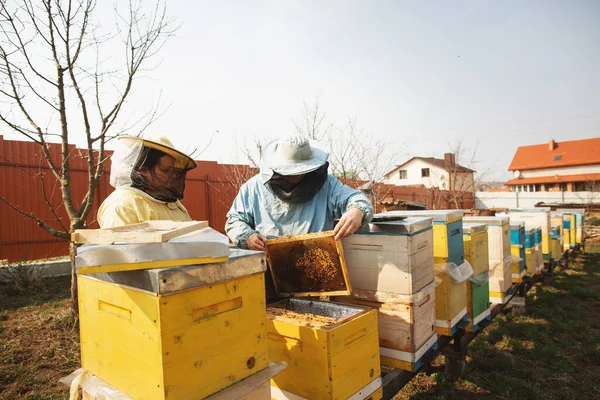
[4,0,600,181]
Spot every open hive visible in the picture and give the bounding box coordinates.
[265,233,381,399]
[266,299,382,400]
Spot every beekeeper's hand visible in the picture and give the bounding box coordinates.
[247,233,267,251]
[334,208,364,240]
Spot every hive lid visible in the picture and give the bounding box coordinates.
[508,207,551,213]
[265,231,351,297]
[76,227,229,275]
[377,210,463,223]
[463,216,509,226]
[463,222,488,234]
[509,220,525,229]
[368,216,432,235]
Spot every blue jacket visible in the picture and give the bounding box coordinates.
[225,174,374,248]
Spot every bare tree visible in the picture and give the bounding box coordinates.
[0,0,176,314]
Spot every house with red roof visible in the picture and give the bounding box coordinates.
[384,153,475,192]
[506,138,600,192]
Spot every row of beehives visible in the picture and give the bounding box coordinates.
[69,208,585,400]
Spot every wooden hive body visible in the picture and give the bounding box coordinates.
[550,225,562,259]
[377,211,467,336]
[341,217,434,296]
[78,251,268,400]
[557,209,585,244]
[266,299,382,400]
[333,290,436,372]
[464,217,512,304]
[509,222,526,283]
[462,223,490,328]
[463,223,489,276]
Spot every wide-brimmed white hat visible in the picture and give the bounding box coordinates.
[118,133,198,170]
[261,134,329,176]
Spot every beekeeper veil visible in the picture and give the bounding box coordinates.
[109,134,197,202]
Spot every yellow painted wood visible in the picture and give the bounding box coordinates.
[78,272,268,400]
[367,387,383,400]
[510,245,524,283]
[463,229,489,276]
[432,224,450,263]
[563,228,571,250]
[78,256,229,275]
[551,239,561,260]
[570,215,576,246]
[267,306,380,400]
[434,272,467,335]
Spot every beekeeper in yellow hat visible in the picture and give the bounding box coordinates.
[98,133,198,228]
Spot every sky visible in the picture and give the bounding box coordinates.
[3,0,600,181]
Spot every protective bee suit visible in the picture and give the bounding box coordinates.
[98,134,197,228]
[225,134,374,249]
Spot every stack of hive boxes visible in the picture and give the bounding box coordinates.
[523,227,539,276]
[551,212,566,255]
[74,225,276,400]
[562,213,576,250]
[509,221,527,283]
[558,208,585,249]
[265,232,383,400]
[507,208,552,266]
[376,211,471,337]
[340,217,437,372]
[464,216,512,304]
[462,223,491,332]
[550,224,562,261]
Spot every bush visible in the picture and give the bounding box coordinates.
[586,216,600,226]
[0,263,43,291]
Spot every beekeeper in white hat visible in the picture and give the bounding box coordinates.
[225,133,373,251]
[97,133,198,228]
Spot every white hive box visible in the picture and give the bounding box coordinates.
[342,217,434,296]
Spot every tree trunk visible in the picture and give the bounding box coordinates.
[69,241,79,323]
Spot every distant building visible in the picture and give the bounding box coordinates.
[506,138,600,192]
[384,153,475,192]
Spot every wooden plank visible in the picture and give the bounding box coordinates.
[72,220,208,244]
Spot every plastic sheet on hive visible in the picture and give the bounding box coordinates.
[434,260,473,284]
[60,368,133,400]
[470,272,490,285]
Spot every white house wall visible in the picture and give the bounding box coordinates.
[475,191,599,209]
[517,164,600,178]
[386,159,449,188]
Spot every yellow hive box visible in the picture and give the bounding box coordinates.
[267,299,382,400]
[434,272,468,336]
[511,245,526,283]
[78,251,268,400]
[334,287,437,372]
[464,216,512,305]
[463,223,489,276]
[525,247,541,276]
[551,239,561,261]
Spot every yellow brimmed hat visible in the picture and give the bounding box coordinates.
[118,134,198,170]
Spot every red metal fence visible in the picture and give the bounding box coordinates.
[0,136,473,262]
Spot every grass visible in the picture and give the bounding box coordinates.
[394,243,600,400]
[0,276,79,399]
[1,246,599,399]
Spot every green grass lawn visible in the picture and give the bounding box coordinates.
[395,243,600,399]
[1,245,599,399]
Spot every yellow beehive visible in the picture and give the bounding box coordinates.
[511,245,526,283]
[525,247,540,276]
[77,251,269,400]
[267,299,382,400]
[551,214,564,251]
[507,208,551,259]
[265,232,382,400]
[334,287,437,372]
[463,223,489,276]
[464,216,512,305]
[434,273,468,336]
